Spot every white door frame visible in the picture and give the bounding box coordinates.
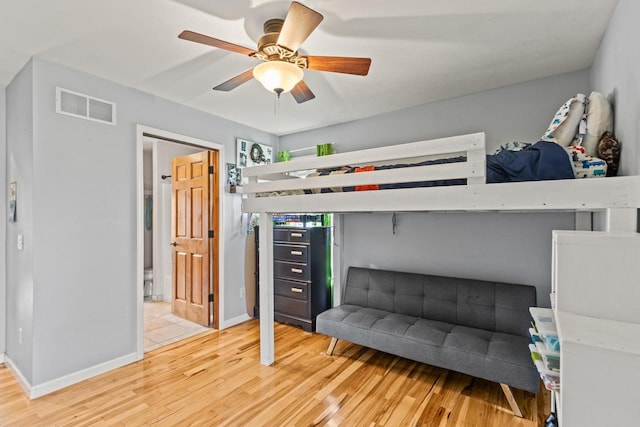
[135,125,225,360]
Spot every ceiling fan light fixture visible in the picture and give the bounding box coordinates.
[253,61,303,94]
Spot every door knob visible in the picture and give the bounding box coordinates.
[170,242,177,247]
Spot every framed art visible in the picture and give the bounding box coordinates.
[226,162,242,186]
[236,138,272,168]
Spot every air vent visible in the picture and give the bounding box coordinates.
[56,87,116,125]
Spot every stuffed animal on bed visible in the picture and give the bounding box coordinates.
[597,132,620,176]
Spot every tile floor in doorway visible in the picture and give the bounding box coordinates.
[144,301,210,352]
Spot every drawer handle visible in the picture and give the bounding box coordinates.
[290,250,303,256]
[290,232,303,238]
[291,287,303,293]
[291,268,303,274]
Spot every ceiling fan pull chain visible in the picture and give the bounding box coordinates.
[274,88,284,116]
[274,92,278,116]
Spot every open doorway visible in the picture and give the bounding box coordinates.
[136,126,224,358]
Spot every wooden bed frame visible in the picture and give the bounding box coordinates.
[241,132,640,365]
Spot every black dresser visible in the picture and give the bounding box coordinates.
[255,226,331,332]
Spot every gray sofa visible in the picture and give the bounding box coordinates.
[316,267,539,416]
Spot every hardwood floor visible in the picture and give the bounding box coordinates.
[0,320,549,426]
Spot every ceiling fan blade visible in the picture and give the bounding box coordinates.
[306,56,371,76]
[179,30,256,56]
[277,2,323,52]
[213,69,255,91]
[290,80,315,103]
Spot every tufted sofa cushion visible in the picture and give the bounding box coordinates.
[342,267,535,337]
[317,267,539,393]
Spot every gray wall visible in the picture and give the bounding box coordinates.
[6,60,35,381]
[6,57,275,386]
[280,70,591,307]
[280,70,591,155]
[344,212,574,293]
[1,87,6,356]
[590,0,640,177]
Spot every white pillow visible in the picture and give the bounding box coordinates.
[541,94,586,147]
[581,91,613,157]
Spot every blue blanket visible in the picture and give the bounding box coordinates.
[486,140,574,183]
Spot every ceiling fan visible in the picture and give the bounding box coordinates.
[178,1,371,103]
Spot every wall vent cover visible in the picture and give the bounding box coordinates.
[56,87,116,125]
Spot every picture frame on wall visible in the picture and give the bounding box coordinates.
[225,162,242,193]
[226,162,242,186]
[8,182,17,222]
[236,138,272,168]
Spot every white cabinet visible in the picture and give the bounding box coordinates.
[552,230,640,427]
[552,230,640,323]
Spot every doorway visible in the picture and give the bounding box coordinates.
[136,125,224,359]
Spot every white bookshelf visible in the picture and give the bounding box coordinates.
[552,230,640,426]
[552,231,640,323]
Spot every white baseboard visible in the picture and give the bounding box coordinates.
[5,352,138,399]
[221,313,251,329]
[3,355,32,397]
[0,352,5,363]
[31,352,138,399]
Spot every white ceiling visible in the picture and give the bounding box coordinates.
[1,0,618,135]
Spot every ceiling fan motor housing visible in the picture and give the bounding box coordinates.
[263,18,284,35]
[256,18,303,67]
[257,19,286,58]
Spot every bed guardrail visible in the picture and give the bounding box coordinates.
[242,132,486,200]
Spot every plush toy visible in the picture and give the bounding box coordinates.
[597,131,621,176]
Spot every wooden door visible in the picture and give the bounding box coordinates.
[171,150,219,327]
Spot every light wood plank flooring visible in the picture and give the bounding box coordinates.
[0,319,549,426]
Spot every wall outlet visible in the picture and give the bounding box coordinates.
[240,287,245,298]
[17,234,24,251]
[18,328,23,344]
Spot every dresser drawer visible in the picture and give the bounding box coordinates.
[274,260,310,281]
[274,244,308,263]
[275,295,308,318]
[274,228,310,244]
[274,279,308,300]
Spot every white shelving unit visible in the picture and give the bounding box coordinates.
[552,230,640,427]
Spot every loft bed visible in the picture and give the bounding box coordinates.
[241,132,640,365]
[243,133,640,214]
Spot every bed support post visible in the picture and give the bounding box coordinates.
[500,383,523,417]
[332,214,344,306]
[326,337,338,356]
[575,211,592,231]
[259,212,275,365]
[604,208,637,232]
